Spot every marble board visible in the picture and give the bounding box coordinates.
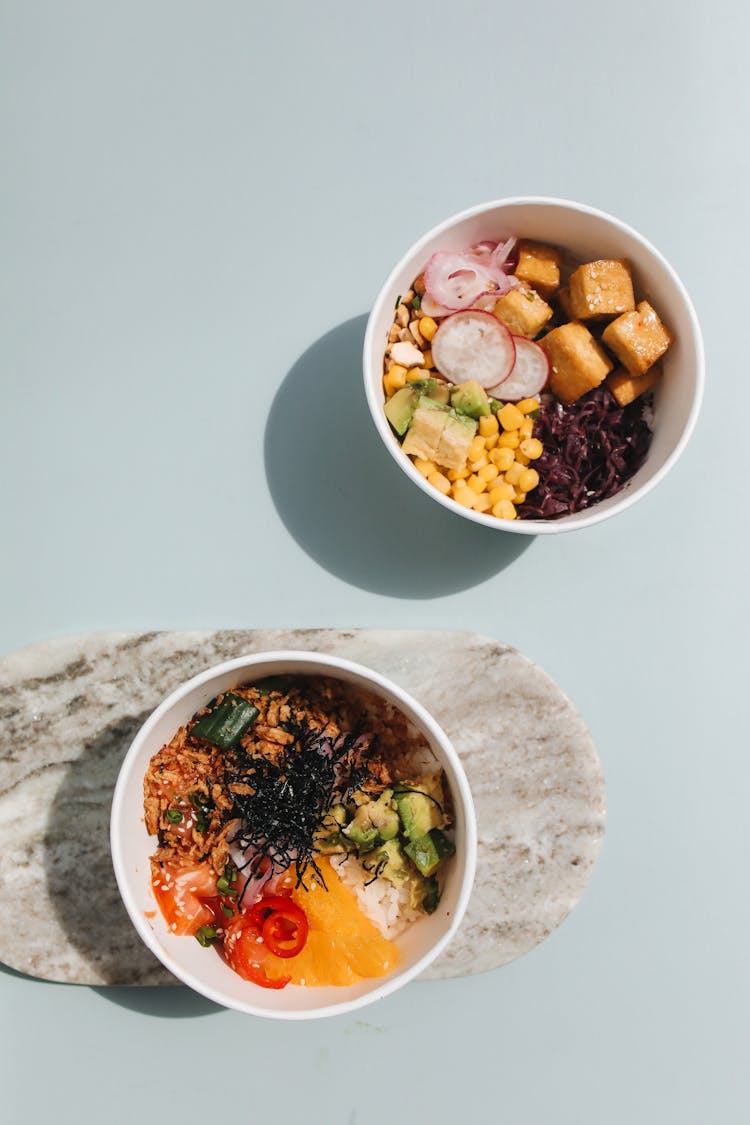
[0,629,605,985]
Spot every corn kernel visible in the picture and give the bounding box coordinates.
[518,468,540,493]
[491,447,516,472]
[520,438,543,459]
[413,457,436,478]
[515,452,531,466]
[478,463,499,484]
[498,403,524,430]
[519,417,534,439]
[484,433,499,450]
[473,493,493,513]
[383,374,395,396]
[418,316,438,342]
[492,499,517,520]
[446,466,470,482]
[427,470,451,495]
[467,474,487,495]
[468,435,486,462]
[406,367,425,383]
[516,398,540,415]
[478,414,500,437]
[469,454,488,471]
[422,350,434,369]
[505,462,525,486]
[388,363,408,381]
[513,491,527,504]
[453,486,476,509]
[497,430,520,449]
[489,483,515,504]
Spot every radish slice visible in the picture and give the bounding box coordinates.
[420,292,454,319]
[431,311,516,388]
[488,336,549,400]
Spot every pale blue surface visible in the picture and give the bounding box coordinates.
[1,2,747,1122]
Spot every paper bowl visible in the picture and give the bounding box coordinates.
[110,650,476,1019]
[363,197,704,533]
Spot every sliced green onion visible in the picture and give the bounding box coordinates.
[221,903,235,918]
[216,876,230,894]
[166,809,182,824]
[195,925,218,947]
[191,693,260,749]
[394,294,401,309]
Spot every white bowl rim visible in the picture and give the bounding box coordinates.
[110,649,478,1019]
[363,194,705,535]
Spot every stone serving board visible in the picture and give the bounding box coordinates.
[0,629,605,985]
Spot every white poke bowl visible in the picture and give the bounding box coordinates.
[110,651,477,1020]
[363,196,704,534]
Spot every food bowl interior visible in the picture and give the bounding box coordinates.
[111,653,475,1019]
[364,198,703,533]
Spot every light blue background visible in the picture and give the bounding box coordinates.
[1,2,747,1122]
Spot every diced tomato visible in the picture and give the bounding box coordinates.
[223,915,290,990]
[151,863,218,936]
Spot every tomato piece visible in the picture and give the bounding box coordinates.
[223,915,290,990]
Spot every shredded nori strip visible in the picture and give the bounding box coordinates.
[225,716,380,896]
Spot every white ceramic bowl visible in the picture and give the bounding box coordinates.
[110,651,477,1020]
[364,197,704,534]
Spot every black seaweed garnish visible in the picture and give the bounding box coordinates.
[225,716,379,897]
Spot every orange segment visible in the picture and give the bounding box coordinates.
[263,858,398,986]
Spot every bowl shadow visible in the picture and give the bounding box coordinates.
[41,713,221,1018]
[264,316,533,598]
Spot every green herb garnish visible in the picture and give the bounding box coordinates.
[524,290,536,302]
[166,809,182,824]
[411,294,421,310]
[529,408,540,419]
[195,925,218,947]
[394,294,402,309]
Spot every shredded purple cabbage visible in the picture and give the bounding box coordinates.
[518,387,653,520]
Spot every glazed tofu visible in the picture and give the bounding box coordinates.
[557,285,574,319]
[601,300,673,375]
[493,287,553,338]
[607,363,662,407]
[568,259,635,320]
[539,321,614,406]
[514,240,562,299]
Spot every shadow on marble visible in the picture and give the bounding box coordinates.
[91,984,222,1019]
[42,712,173,987]
[264,316,532,598]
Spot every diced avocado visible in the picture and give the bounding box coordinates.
[314,830,348,855]
[384,386,418,437]
[395,788,442,839]
[401,400,450,461]
[409,874,440,914]
[451,380,491,419]
[368,839,410,886]
[367,789,400,841]
[426,381,450,404]
[404,829,456,877]
[434,413,476,471]
[328,803,348,827]
[343,803,380,852]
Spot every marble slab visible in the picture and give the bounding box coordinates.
[0,629,605,985]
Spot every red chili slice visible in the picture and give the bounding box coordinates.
[261,901,309,959]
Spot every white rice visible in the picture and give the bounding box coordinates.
[332,853,421,941]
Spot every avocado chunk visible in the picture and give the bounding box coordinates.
[384,386,418,437]
[368,839,410,886]
[344,814,379,852]
[404,829,456,877]
[410,874,440,914]
[401,399,450,461]
[434,413,476,471]
[451,379,491,419]
[367,789,400,841]
[395,788,442,839]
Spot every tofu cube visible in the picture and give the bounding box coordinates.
[493,287,552,338]
[601,300,673,375]
[568,259,635,320]
[607,363,662,407]
[539,321,614,406]
[557,285,574,319]
[514,240,562,299]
